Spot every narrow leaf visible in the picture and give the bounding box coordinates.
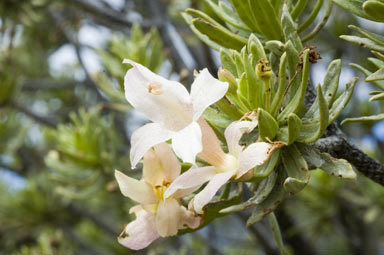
[248,0,284,40]
[281,145,309,195]
[342,113,384,124]
[258,108,279,140]
[329,77,358,123]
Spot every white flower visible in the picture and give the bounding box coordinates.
[123,59,228,167]
[164,119,285,214]
[115,143,200,250]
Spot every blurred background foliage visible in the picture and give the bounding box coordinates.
[0,0,384,254]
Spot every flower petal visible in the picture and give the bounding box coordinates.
[197,118,228,167]
[191,69,229,120]
[237,142,274,178]
[118,208,159,250]
[224,120,258,157]
[171,121,202,164]
[130,122,172,168]
[179,206,201,229]
[124,59,193,131]
[115,170,158,204]
[143,148,164,187]
[193,170,236,214]
[164,166,217,199]
[154,143,181,182]
[156,198,181,237]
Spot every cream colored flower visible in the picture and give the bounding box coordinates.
[115,143,200,250]
[123,59,228,167]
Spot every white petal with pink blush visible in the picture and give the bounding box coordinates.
[166,119,284,214]
[115,143,201,250]
[124,59,228,167]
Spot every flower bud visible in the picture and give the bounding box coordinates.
[256,59,272,81]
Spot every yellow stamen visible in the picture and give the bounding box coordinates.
[148,82,163,95]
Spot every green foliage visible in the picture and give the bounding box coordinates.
[45,108,121,199]
[336,4,384,124]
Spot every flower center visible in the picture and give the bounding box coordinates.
[154,180,170,200]
[148,82,163,95]
[215,154,239,173]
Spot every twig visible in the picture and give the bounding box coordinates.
[305,82,384,185]
[49,8,105,101]
[9,101,57,128]
[22,79,79,90]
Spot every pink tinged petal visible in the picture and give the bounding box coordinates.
[164,166,217,199]
[193,170,236,214]
[123,59,193,131]
[237,142,273,178]
[143,148,164,187]
[179,206,201,229]
[154,143,181,182]
[171,121,202,164]
[224,120,258,157]
[130,122,172,168]
[190,69,229,120]
[197,118,228,167]
[118,209,159,250]
[156,198,181,237]
[115,170,158,205]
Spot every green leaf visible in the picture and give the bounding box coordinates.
[234,50,245,78]
[276,113,303,144]
[215,97,245,119]
[265,40,285,56]
[340,35,384,53]
[268,213,291,255]
[248,34,267,64]
[298,84,329,143]
[191,18,248,51]
[332,0,374,20]
[350,63,384,90]
[298,0,323,33]
[287,113,302,144]
[243,50,263,109]
[298,144,357,179]
[182,13,223,51]
[253,149,281,181]
[349,25,384,47]
[258,108,279,140]
[369,92,384,101]
[285,40,300,78]
[281,144,310,195]
[368,57,384,69]
[282,4,303,50]
[230,0,260,32]
[220,170,278,213]
[363,0,384,22]
[271,52,288,116]
[247,170,286,226]
[291,0,308,21]
[238,72,248,99]
[205,0,251,31]
[323,59,342,106]
[367,67,384,82]
[342,113,384,124]
[329,77,358,123]
[203,107,233,129]
[248,0,284,40]
[218,67,238,94]
[220,49,238,77]
[278,49,310,122]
